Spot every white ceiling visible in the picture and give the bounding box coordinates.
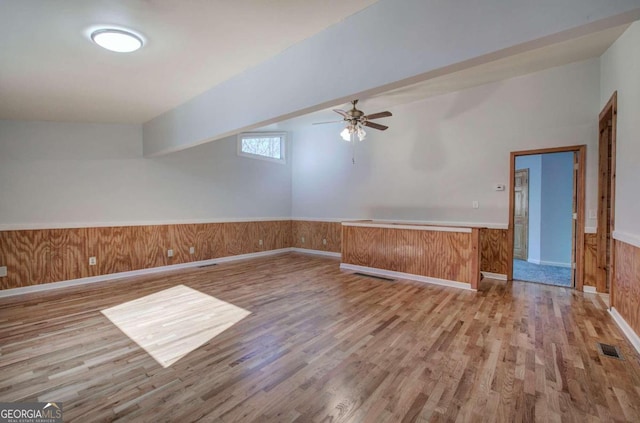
[266,24,628,131]
[0,0,377,123]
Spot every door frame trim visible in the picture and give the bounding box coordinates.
[598,91,617,300]
[507,145,587,290]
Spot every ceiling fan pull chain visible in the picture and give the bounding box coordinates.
[352,134,356,164]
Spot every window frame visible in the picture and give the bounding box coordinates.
[236,132,287,164]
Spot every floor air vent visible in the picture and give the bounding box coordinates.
[354,272,395,282]
[597,342,623,360]
[198,263,218,269]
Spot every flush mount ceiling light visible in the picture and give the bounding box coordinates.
[91,29,143,53]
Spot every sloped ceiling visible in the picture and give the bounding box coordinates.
[0,0,377,123]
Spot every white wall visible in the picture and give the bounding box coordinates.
[601,21,640,243]
[540,152,574,266]
[516,155,542,262]
[0,121,291,229]
[292,59,600,229]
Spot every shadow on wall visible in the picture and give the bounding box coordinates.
[404,81,501,173]
[368,205,507,224]
[442,82,501,120]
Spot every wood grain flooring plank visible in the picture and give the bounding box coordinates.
[1,253,639,422]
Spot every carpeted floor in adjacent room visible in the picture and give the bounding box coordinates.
[513,259,572,287]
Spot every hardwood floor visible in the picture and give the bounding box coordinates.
[1,253,639,422]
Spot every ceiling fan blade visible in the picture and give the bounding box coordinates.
[364,111,392,120]
[312,120,344,125]
[333,109,349,117]
[363,121,389,131]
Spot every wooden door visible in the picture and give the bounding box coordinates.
[571,152,578,287]
[513,169,529,260]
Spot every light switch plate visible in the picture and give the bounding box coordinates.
[0,266,7,277]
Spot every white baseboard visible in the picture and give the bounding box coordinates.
[0,248,292,299]
[481,271,507,281]
[609,307,640,356]
[340,263,475,291]
[583,285,597,294]
[290,248,341,258]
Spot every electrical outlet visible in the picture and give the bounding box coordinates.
[167,249,174,258]
[189,247,195,255]
[472,201,479,209]
[323,239,327,245]
[301,236,305,244]
[89,257,97,266]
[259,239,263,246]
[0,266,7,277]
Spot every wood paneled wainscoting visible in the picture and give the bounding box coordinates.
[479,228,509,277]
[291,220,342,253]
[341,221,481,289]
[1,219,599,294]
[0,220,292,291]
[612,238,640,345]
[584,233,598,289]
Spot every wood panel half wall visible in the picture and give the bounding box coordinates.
[341,222,480,289]
[0,221,292,290]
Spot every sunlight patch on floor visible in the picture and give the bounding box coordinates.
[101,285,251,368]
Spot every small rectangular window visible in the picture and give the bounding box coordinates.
[237,132,286,163]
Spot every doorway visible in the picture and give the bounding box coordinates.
[508,146,586,290]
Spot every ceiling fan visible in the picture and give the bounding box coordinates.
[313,99,392,141]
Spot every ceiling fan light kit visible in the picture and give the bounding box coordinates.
[340,124,367,141]
[315,99,392,142]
